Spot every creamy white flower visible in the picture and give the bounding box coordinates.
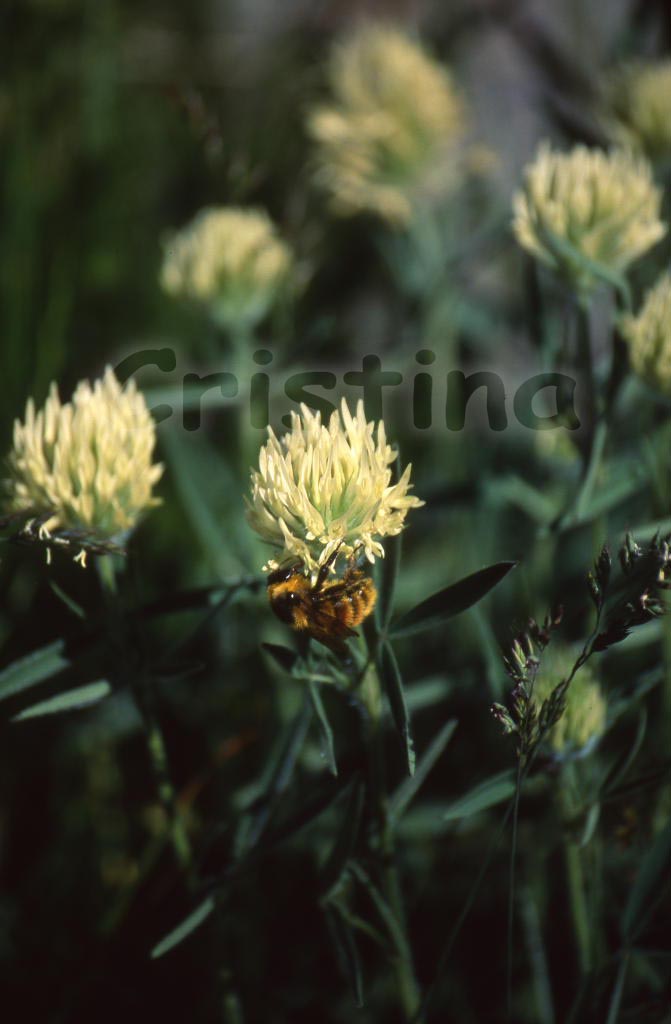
[307,22,467,225]
[534,647,606,755]
[620,273,671,394]
[512,144,666,295]
[604,60,671,163]
[160,206,292,329]
[4,367,163,556]
[246,399,423,575]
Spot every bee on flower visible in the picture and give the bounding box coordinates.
[512,143,666,297]
[3,367,163,565]
[160,206,293,331]
[246,399,423,652]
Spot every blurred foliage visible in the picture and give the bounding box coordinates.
[1,1,671,1023]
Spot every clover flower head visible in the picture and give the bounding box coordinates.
[534,646,606,756]
[160,206,292,330]
[246,399,424,576]
[512,143,666,295]
[307,22,467,225]
[603,60,671,163]
[620,273,671,394]
[4,367,163,564]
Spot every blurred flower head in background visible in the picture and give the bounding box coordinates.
[620,272,671,394]
[535,646,606,756]
[512,144,666,296]
[306,21,467,226]
[160,206,293,330]
[246,399,424,575]
[4,367,162,562]
[603,60,671,164]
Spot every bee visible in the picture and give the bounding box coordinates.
[267,548,377,655]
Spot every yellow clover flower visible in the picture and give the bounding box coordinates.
[620,273,671,394]
[4,367,162,562]
[604,60,671,163]
[534,647,607,755]
[512,144,665,295]
[160,206,292,330]
[307,22,466,225]
[246,399,424,575]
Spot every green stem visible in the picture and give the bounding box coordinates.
[506,753,524,1014]
[97,557,193,876]
[605,952,629,1024]
[361,662,423,1022]
[559,764,592,976]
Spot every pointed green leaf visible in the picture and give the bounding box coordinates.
[151,896,216,959]
[378,640,415,776]
[600,708,647,797]
[376,521,402,631]
[12,680,111,721]
[443,770,515,821]
[308,679,338,777]
[0,641,69,703]
[49,581,86,619]
[324,903,364,1008]
[622,818,671,941]
[262,642,299,674]
[390,562,517,639]
[389,719,458,823]
[320,778,364,900]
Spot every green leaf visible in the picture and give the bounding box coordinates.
[376,519,402,631]
[579,803,601,848]
[622,818,671,941]
[389,719,458,824]
[320,778,364,900]
[12,680,111,721]
[308,679,338,777]
[234,695,312,856]
[377,640,415,776]
[443,770,515,821]
[324,903,364,1008]
[600,708,647,797]
[151,896,216,959]
[161,427,248,577]
[404,675,453,713]
[49,581,85,619]
[390,561,517,638]
[262,642,299,674]
[0,641,69,704]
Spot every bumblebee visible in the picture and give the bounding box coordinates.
[267,551,377,654]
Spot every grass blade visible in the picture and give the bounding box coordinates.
[389,719,458,824]
[12,680,111,721]
[151,896,216,959]
[443,770,516,821]
[390,561,517,638]
[0,641,69,703]
[308,678,338,777]
[377,640,415,776]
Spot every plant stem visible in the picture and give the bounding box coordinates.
[559,763,592,976]
[97,556,193,876]
[361,661,423,1022]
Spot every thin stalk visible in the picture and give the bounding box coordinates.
[605,952,629,1024]
[230,323,257,483]
[361,661,423,1022]
[97,556,193,876]
[559,763,592,976]
[506,754,525,1014]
